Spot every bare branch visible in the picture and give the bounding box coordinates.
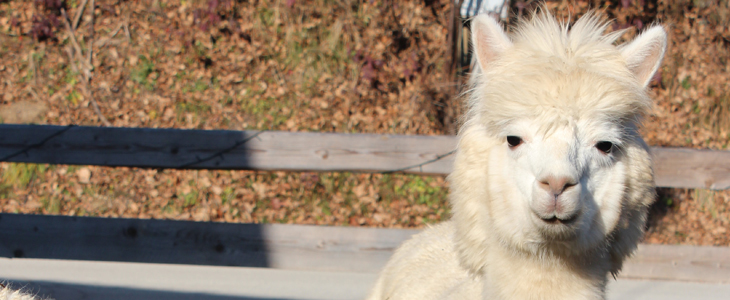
[60,8,87,70]
[87,0,95,67]
[72,0,90,30]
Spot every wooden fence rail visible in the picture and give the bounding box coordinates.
[0,213,411,272]
[1,213,729,283]
[0,124,729,189]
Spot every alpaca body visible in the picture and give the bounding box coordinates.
[367,8,665,300]
[367,222,479,300]
[366,221,611,300]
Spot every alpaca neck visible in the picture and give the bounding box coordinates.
[481,243,610,300]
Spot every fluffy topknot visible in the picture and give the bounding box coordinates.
[465,9,662,135]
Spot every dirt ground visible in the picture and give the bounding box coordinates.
[0,0,728,246]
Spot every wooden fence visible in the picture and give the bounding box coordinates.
[1,124,730,285]
[1,124,729,189]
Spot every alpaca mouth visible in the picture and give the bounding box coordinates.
[540,214,578,225]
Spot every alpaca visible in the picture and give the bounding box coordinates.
[366,9,666,300]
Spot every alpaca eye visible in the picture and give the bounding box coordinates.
[595,141,614,154]
[507,136,523,148]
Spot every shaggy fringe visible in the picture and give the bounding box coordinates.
[463,7,653,138]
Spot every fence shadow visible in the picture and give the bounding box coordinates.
[0,213,270,267]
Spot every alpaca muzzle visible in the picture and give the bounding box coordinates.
[531,176,583,226]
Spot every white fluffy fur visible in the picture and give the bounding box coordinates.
[0,285,45,300]
[367,8,665,300]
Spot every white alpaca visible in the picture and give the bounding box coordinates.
[367,9,665,300]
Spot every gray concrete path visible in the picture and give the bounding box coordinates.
[1,258,728,300]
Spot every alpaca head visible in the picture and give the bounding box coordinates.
[450,10,665,274]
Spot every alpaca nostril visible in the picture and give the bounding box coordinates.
[538,180,551,191]
[563,181,577,190]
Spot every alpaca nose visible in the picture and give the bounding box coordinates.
[538,176,577,196]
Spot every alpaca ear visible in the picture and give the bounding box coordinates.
[471,14,512,71]
[619,26,667,87]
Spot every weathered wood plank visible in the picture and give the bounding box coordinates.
[2,260,730,300]
[0,124,728,189]
[620,243,730,284]
[1,213,729,283]
[0,124,455,175]
[0,213,416,273]
[0,258,378,300]
[651,147,730,190]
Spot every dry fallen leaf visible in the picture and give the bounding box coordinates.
[76,167,91,184]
